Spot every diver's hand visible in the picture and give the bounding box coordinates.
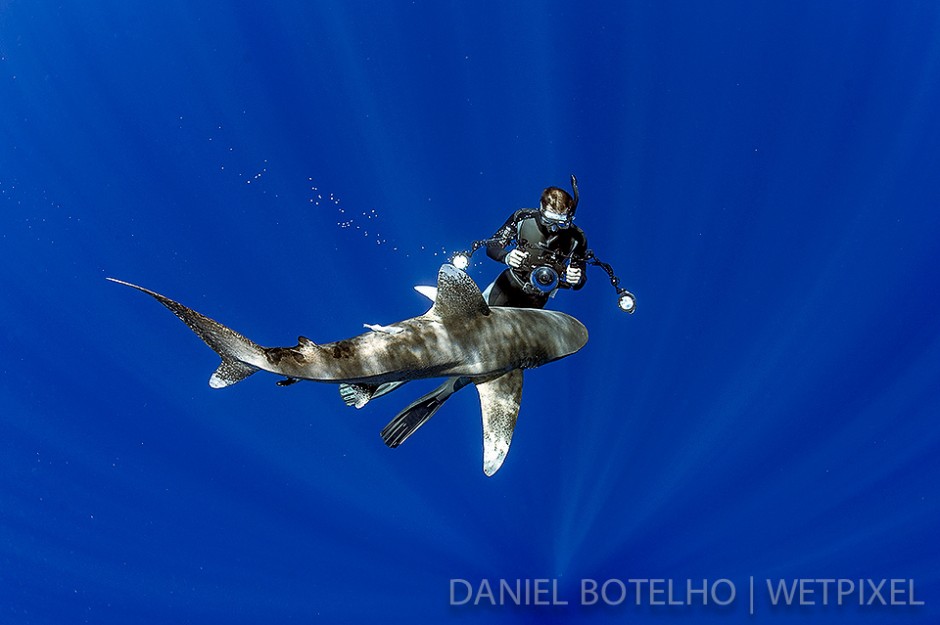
[563,265,583,285]
[505,248,528,269]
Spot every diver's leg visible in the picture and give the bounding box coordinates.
[484,270,515,306]
[485,269,549,308]
[371,381,407,399]
[380,376,471,447]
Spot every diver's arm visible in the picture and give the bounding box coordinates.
[485,211,519,263]
[486,237,509,264]
[486,209,534,263]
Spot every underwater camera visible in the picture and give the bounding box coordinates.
[450,232,636,313]
[529,265,559,293]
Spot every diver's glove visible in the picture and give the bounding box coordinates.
[505,248,528,269]
[563,265,583,285]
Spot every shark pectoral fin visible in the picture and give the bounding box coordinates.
[475,369,524,477]
[431,264,490,321]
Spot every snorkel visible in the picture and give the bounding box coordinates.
[570,174,579,213]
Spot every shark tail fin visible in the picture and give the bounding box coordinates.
[107,278,262,388]
[209,358,258,389]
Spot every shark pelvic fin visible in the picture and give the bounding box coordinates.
[475,369,524,476]
[430,264,490,321]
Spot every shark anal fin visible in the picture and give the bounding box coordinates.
[475,369,524,476]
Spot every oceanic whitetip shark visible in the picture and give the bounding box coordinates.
[108,264,588,475]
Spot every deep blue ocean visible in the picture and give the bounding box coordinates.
[2,2,938,623]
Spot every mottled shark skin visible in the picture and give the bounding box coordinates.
[108,264,588,475]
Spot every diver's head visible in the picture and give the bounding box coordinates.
[538,174,579,231]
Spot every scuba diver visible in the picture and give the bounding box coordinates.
[481,180,588,308]
[376,175,634,448]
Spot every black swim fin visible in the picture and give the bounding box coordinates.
[381,378,462,447]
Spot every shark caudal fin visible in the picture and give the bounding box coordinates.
[107,278,262,388]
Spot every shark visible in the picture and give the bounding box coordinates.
[108,264,589,475]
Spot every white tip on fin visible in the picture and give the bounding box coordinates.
[364,323,404,335]
[209,359,259,388]
[414,285,438,302]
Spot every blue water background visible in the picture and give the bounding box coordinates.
[2,1,938,623]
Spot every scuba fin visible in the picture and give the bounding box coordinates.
[380,377,467,447]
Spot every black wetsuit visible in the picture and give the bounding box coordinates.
[485,208,589,308]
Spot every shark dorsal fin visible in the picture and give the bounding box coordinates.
[430,264,490,321]
[475,369,524,476]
